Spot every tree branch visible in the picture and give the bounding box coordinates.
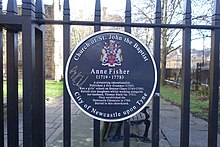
[167,45,182,55]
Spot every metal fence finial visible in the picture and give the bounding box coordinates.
[155,0,161,20]
[63,0,70,16]
[7,0,18,14]
[125,0,131,33]
[95,0,101,20]
[94,0,101,31]
[183,0,191,23]
[155,0,161,14]
[125,0,131,19]
[185,0,191,14]
[214,0,220,15]
[0,0,2,12]
[35,0,45,20]
[22,0,34,3]
[22,0,35,16]
[125,0,131,14]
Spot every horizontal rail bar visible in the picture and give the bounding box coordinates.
[0,16,219,30]
[0,15,22,25]
[34,19,220,30]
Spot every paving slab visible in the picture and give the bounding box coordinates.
[159,99,220,147]
[159,139,171,147]
[49,111,93,147]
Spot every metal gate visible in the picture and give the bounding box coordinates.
[0,0,219,147]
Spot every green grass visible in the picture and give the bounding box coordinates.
[160,85,181,104]
[3,81,23,97]
[45,81,63,99]
[3,81,63,100]
[161,84,220,128]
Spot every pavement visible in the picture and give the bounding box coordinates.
[102,99,220,147]
[158,99,220,147]
[48,97,220,147]
[47,97,94,147]
[4,96,220,147]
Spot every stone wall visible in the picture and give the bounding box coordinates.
[45,5,55,79]
[3,4,56,80]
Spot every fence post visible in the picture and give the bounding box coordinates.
[208,0,220,146]
[152,0,161,146]
[180,0,191,146]
[94,0,101,146]
[0,0,3,146]
[6,0,19,146]
[123,0,131,147]
[22,0,35,146]
[63,0,71,146]
[32,0,46,146]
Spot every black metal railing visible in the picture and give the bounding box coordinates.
[0,0,219,147]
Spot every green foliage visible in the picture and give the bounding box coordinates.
[160,85,181,105]
[45,81,63,100]
[3,81,23,97]
[197,86,209,97]
[3,81,63,100]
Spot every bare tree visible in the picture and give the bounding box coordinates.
[132,0,213,85]
[132,0,183,85]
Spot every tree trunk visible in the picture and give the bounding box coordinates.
[160,0,168,86]
[161,28,167,86]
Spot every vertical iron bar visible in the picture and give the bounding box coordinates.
[7,0,19,146]
[125,0,131,32]
[94,0,101,31]
[123,121,130,147]
[6,29,19,147]
[0,38,2,147]
[33,29,45,147]
[152,0,161,146]
[94,119,100,147]
[180,0,191,146]
[208,0,220,146]
[0,1,3,146]
[63,0,71,146]
[22,21,34,147]
[32,0,45,146]
[22,0,35,146]
[94,0,101,146]
[124,0,131,147]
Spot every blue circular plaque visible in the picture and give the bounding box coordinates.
[65,30,157,122]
